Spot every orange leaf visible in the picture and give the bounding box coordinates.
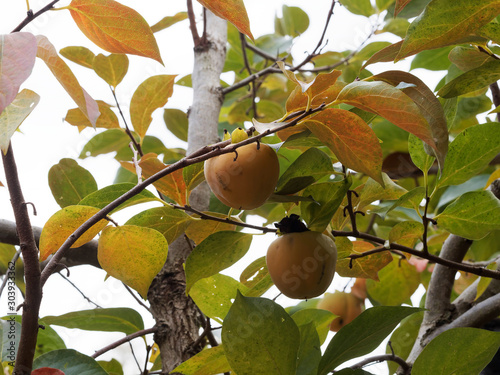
[305,108,384,185]
[336,238,393,280]
[198,0,253,40]
[126,153,187,205]
[369,70,448,168]
[65,100,120,132]
[98,225,168,299]
[39,205,108,261]
[130,75,176,140]
[67,0,163,64]
[0,33,37,116]
[337,80,436,151]
[36,35,100,127]
[285,79,346,114]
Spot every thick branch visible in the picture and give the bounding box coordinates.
[2,144,41,374]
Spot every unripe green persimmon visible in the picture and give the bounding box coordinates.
[204,143,279,210]
[317,291,363,332]
[266,231,337,299]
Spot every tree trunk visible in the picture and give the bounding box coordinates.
[148,10,227,373]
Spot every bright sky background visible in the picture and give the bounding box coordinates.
[0,1,434,373]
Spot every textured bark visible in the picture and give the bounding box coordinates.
[148,10,227,373]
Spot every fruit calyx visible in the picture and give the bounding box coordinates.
[274,214,310,234]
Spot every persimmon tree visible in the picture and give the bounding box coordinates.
[1,0,500,374]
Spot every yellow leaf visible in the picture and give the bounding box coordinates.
[92,53,129,88]
[186,212,237,244]
[60,46,96,68]
[68,0,163,64]
[65,100,119,132]
[39,205,108,261]
[98,225,168,299]
[130,75,176,140]
[36,35,100,127]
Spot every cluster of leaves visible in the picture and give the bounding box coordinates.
[2,0,500,374]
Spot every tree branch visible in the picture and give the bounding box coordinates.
[2,144,41,374]
[91,327,157,359]
[171,204,277,233]
[12,0,61,32]
[348,354,410,375]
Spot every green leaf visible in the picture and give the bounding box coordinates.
[274,5,310,37]
[408,133,435,173]
[477,22,500,45]
[183,162,205,193]
[357,173,407,209]
[151,12,188,33]
[164,108,188,142]
[190,273,249,324]
[317,306,422,375]
[222,292,300,375]
[125,206,193,245]
[291,308,335,345]
[438,60,500,98]
[437,123,500,188]
[412,328,500,375]
[397,0,500,60]
[295,322,321,375]
[239,256,273,297]
[376,0,395,12]
[340,0,374,17]
[172,346,231,375]
[410,46,453,71]
[366,258,421,305]
[389,221,424,247]
[48,158,98,208]
[305,109,384,185]
[386,186,426,217]
[276,147,334,195]
[387,311,424,375]
[33,349,108,375]
[42,308,144,335]
[78,182,158,212]
[435,190,500,240]
[97,359,123,375]
[185,231,253,293]
[59,46,95,69]
[0,89,40,154]
[35,323,67,358]
[380,18,410,38]
[79,129,130,158]
[448,46,495,72]
[300,179,351,232]
[335,370,374,375]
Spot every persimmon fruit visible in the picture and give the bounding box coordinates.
[317,291,364,331]
[351,278,367,301]
[204,135,279,210]
[266,231,337,299]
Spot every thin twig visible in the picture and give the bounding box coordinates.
[110,86,143,157]
[292,0,337,71]
[187,0,200,45]
[57,272,102,308]
[91,327,157,359]
[332,230,500,280]
[123,283,152,314]
[171,204,277,233]
[349,354,410,374]
[239,32,258,118]
[12,0,60,32]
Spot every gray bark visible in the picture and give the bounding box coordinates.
[148,10,227,373]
